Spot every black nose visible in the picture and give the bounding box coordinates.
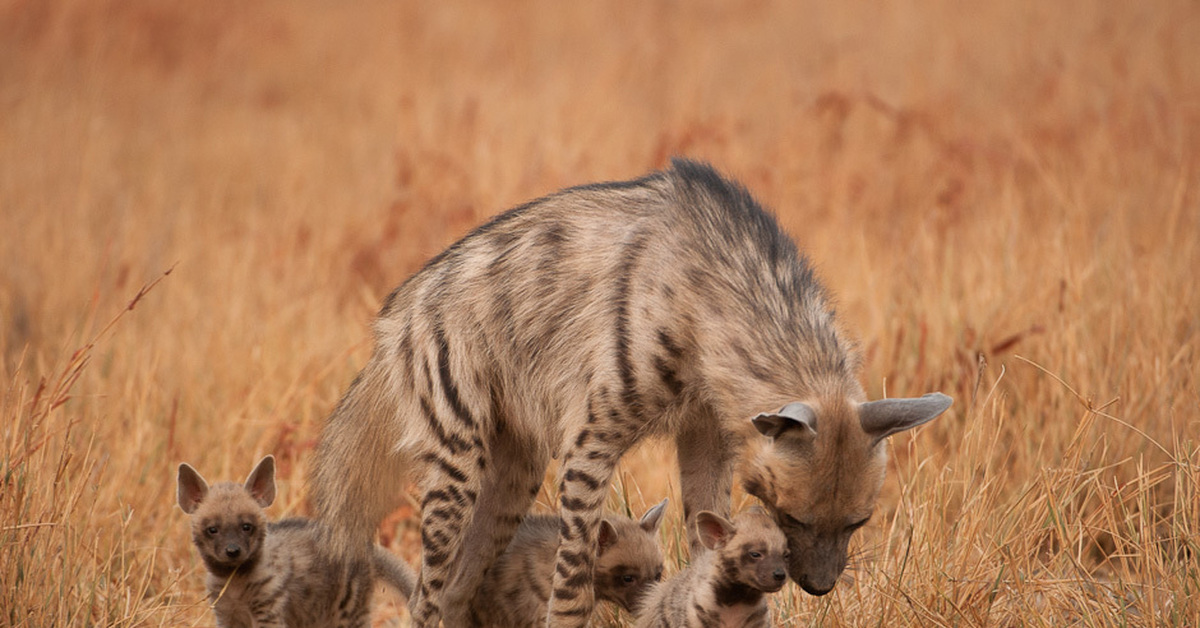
[773,569,786,582]
[800,580,834,596]
[225,545,241,559]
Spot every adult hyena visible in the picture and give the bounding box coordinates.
[311,159,952,627]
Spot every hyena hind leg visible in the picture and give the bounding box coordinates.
[408,450,486,628]
[443,431,548,628]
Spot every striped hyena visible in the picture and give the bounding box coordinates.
[469,499,668,626]
[310,159,952,627]
[634,508,788,628]
[176,456,415,628]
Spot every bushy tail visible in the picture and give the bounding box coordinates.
[310,358,406,557]
[372,545,418,600]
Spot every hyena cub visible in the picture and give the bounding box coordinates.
[176,455,415,628]
[469,499,669,627]
[635,508,788,628]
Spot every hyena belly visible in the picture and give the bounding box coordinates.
[311,159,952,627]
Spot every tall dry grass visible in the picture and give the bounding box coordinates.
[1,0,1197,625]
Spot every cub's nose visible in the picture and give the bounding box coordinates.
[773,568,787,582]
[225,545,242,559]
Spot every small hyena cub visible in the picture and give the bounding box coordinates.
[176,455,414,628]
[468,499,669,627]
[635,508,788,628]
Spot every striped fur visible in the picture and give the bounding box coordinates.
[469,499,668,627]
[634,509,787,628]
[177,456,413,628]
[310,159,952,626]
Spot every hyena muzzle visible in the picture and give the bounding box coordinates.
[310,159,952,626]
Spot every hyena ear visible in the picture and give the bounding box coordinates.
[597,520,618,555]
[243,455,277,508]
[752,402,817,439]
[695,511,735,551]
[859,393,953,444]
[639,498,669,534]
[177,463,209,514]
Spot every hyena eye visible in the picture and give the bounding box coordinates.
[622,575,637,584]
[654,570,663,582]
[206,526,218,536]
[241,523,254,533]
[749,551,763,559]
[845,517,871,533]
[784,514,811,531]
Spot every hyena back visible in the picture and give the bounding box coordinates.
[635,508,788,628]
[469,499,668,627]
[311,159,952,626]
[177,456,414,628]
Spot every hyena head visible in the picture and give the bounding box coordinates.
[176,455,276,577]
[594,498,669,612]
[697,508,789,595]
[742,393,952,596]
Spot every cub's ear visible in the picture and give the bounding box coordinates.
[695,511,736,551]
[243,455,277,508]
[177,463,209,514]
[598,520,618,555]
[640,498,669,534]
[859,393,953,444]
[752,402,817,439]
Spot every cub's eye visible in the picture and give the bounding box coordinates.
[241,523,254,533]
[206,526,218,536]
[622,575,637,584]
[783,549,792,560]
[749,551,763,559]
[654,570,663,582]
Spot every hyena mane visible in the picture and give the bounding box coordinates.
[311,158,952,627]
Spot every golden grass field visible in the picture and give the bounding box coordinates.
[2,0,1198,625]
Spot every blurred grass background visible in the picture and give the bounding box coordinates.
[1,0,1197,625]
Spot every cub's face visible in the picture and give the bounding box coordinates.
[190,487,269,574]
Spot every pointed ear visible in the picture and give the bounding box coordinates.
[243,455,276,508]
[177,463,209,514]
[859,393,952,444]
[695,511,735,551]
[597,520,618,554]
[752,402,817,438]
[639,498,669,533]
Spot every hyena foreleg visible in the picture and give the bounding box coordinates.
[443,429,548,628]
[675,415,736,552]
[546,403,639,626]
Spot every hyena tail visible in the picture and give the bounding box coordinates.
[373,545,417,600]
[310,357,408,558]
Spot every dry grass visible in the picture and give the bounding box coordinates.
[2,0,1198,625]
